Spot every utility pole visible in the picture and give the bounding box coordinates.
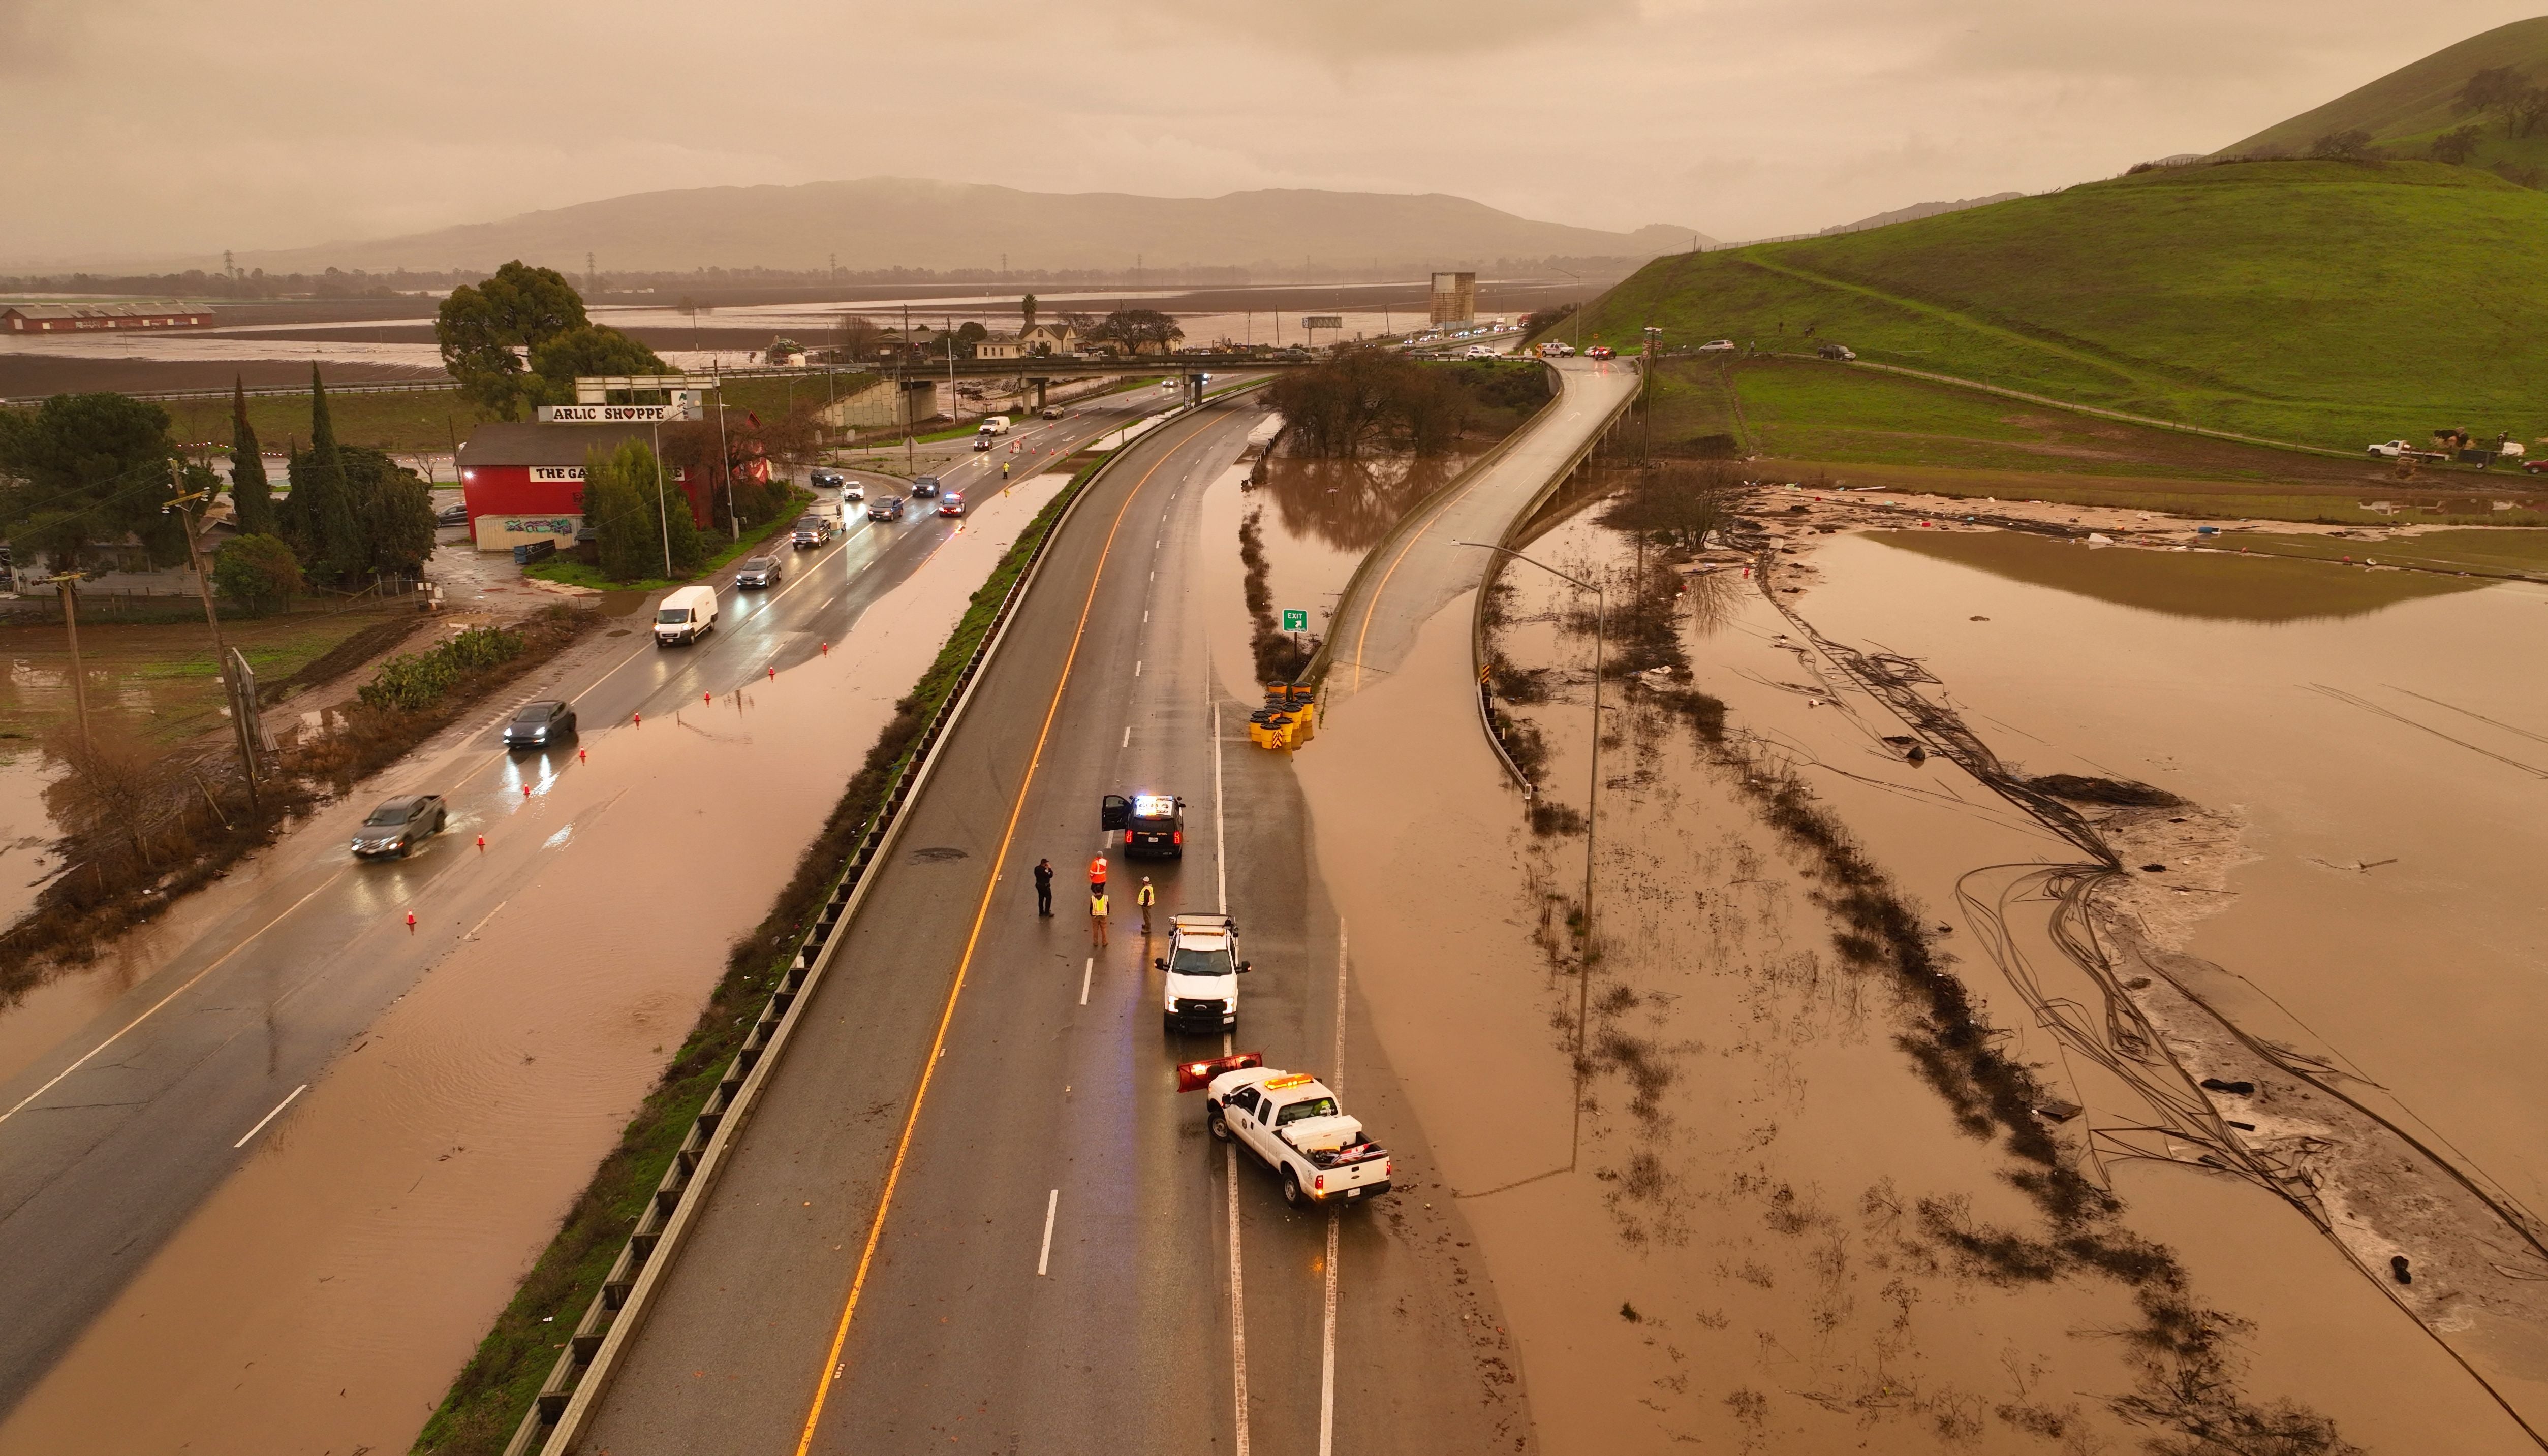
[903,303,917,474]
[713,365,737,539]
[1641,326,1663,463]
[648,419,674,577]
[48,574,94,755]
[169,463,261,814]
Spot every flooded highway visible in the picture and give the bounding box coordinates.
[0,398,1168,1455]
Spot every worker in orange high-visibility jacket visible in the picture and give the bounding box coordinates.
[1089,854,1108,895]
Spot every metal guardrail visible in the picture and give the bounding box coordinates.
[1467,363,1642,795]
[498,390,1253,1456]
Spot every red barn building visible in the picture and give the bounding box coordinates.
[2,301,215,332]
[455,422,703,552]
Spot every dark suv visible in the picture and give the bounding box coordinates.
[909,476,941,499]
[503,700,576,749]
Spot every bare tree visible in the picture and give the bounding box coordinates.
[2455,66,2530,131]
[2429,124,2485,164]
[2308,129,2378,162]
[2515,85,2548,139]
[1597,459,1739,552]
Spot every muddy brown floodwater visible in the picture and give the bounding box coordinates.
[1205,419,1485,668]
[0,750,60,943]
[1457,503,2548,1451]
[0,480,1065,1456]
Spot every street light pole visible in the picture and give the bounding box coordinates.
[1455,540,1602,1165]
[648,420,673,578]
[712,363,737,540]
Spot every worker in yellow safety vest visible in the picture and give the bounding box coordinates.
[1136,877,1156,934]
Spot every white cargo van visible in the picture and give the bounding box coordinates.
[976,415,1012,436]
[654,584,719,646]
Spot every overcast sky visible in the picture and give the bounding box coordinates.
[4,0,2539,269]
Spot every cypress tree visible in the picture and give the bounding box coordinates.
[228,376,275,535]
[655,444,707,575]
[302,364,365,582]
[583,440,654,582]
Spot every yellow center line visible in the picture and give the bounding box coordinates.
[792,413,1219,1455]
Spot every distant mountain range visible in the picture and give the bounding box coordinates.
[230,177,1710,277]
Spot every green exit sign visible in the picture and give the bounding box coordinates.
[1281,609,1308,631]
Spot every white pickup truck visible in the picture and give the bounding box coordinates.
[2367,439,2449,463]
[1183,1055,1394,1207]
[1158,913,1248,1032]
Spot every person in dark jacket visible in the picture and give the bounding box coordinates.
[1033,858,1054,916]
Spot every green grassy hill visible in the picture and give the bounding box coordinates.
[2219,16,2548,180]
[1565,159,2548,450]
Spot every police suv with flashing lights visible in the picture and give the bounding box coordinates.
[1158,912,1249,1033]
[1102,791,1186,858]
[1184,1055,1393,1207]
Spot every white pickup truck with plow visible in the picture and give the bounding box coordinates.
[1180,1054,1393,1207]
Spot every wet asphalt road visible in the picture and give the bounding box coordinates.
[0,392,1171,1420]
[579,393,1504,1453]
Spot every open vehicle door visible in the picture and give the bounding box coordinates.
[1100,794,1131,831]
[1177,1052,1263,1092]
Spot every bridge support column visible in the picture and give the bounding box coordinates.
[1027,377,1048,410]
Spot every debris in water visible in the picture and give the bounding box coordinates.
[2028,773,2184,807]
[2034,1100,2083,1122]
[2392,1255,2413,1285]
[2140,863,2169,873]
[2199,1078,2256,1096]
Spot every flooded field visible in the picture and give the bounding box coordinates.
[1458,503,2548,1449]
[0,481,1063,1456]
[0,752,60,946]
